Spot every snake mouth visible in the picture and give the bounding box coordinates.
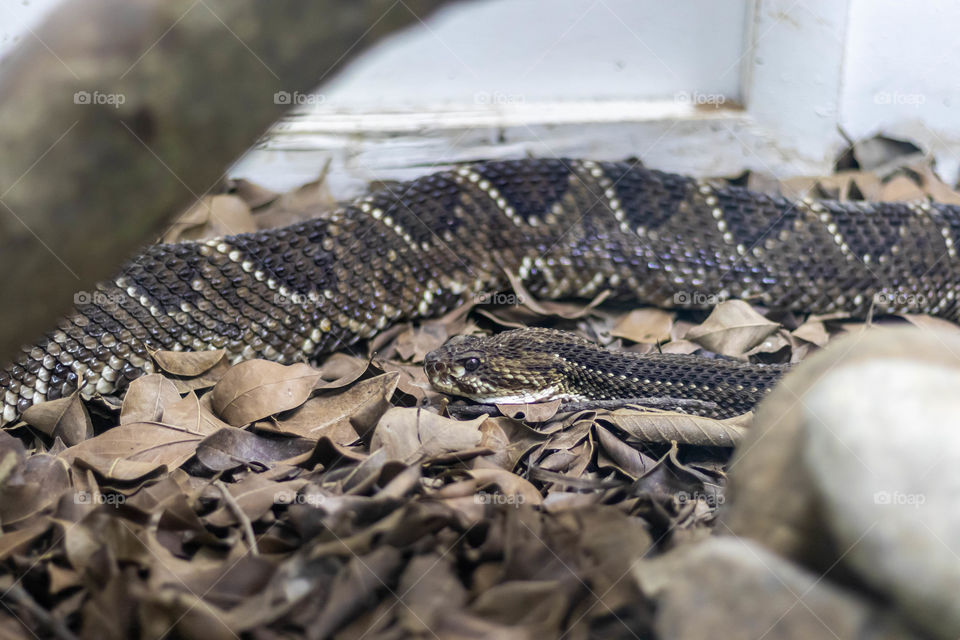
[423,354,458,395]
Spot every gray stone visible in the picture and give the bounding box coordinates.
[634,537,919,640]
[722,328,960,639]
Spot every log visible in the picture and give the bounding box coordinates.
[0,0,450,360]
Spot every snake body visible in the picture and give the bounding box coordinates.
[424,328,789,417]
[3,158,959,424]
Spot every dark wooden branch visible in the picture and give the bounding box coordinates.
[0,0,451,360]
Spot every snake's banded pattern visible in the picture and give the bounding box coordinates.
[3,158,959,423]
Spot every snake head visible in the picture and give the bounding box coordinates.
[424,330,569,404]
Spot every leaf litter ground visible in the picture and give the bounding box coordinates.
[1,137,957,639]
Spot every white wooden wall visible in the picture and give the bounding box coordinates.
[4,0,960,196]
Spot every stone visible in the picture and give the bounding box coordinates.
[722,328,960,639]
[634,537,919,640]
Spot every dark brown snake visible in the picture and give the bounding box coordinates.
[3,158,958,424]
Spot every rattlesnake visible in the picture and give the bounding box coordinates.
[3,158,957,424]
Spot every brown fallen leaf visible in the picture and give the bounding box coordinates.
[594,425,656,478]
[22,391,93,446]
[468,460,543,506]
[1,454,71,526]
[204,474,309,527]
[163,194,257,243]
[496,399,562,423]
[60,420,219,481]
[163,391,235,433]
[195,428,316,472]
[395,324,449,362]
[267,372,398,443]
[211,360,322,425]
[611,308,674,344]
[151,349,226,377]
[599,407,751,447]
[120,374,181,425]
[503,268,611,319]
[879,174,926,202]
[371,408,486,463]
[229,178,280,209]
[0,521,50,562]
[684,300,779,356]
[792,319,830,347]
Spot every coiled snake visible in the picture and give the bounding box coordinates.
[3,158,958,424]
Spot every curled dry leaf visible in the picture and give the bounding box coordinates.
[204,474,309,527]
[792,319,830,347]
[59,419,220,482]
[503,268,611,319]
[151,349,225,377]
[196,428,315,472]
[599,407,752,448]
[0,453,70,526]
[684,300,779,356]
[229,178,280,209]
[313,353,369,390]
[594,425,655,478]
[211,360,322,426]
[269,372,399,444]
[744,330,791,356]
[371,408,485,463]
[611,308,674,344]
[468,461,543,506]
[120,374,181,425]
[163,194,257,243]
[395,324,448,362]
[22,391,93,446]
[495,399,562,423]
[163,392,234,433]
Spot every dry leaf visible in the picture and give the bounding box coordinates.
[269,372,398,443]
[164,194,257,243]
[792,320,830,347]
[151,349,225,377]
[120,374,181,425]
[611,308,673,344]
[495,399,562,423]
[211,360,322,425]
[371,408,485,463]
[599,407,751,447]
[22,392,93,446]
[60,420,218,481]
[684,300,779,356]
[195,429,315,472]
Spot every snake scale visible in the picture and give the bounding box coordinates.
[3,158,959,424]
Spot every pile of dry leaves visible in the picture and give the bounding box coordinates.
[2,137,959,639]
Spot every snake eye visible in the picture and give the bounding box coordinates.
[462,357,481,372]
